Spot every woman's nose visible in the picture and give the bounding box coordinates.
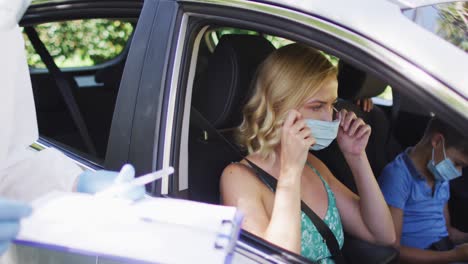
[324,105,338,122]
[320,108,333,122]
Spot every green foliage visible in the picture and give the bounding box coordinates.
[437,2,467,52]
[377,85,393,101]
[23,19,133,68]
[264,34,294,49]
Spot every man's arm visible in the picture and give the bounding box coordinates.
[444,203,468,245]
[390,206,466,264]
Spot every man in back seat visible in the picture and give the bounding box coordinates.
[378,117,468,263]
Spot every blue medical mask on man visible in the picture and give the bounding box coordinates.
[427,139,462,181]
[305,117,341,151]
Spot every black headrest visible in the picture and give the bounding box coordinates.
[192,34,275,128]
[337,61,387,100]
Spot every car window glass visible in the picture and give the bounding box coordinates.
[403,1,467,53]
[23,19,134,69]
[373,86,393,106]
[22,18,135,164]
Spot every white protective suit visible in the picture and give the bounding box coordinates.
[0,0,83,202]
[0,2,87,263]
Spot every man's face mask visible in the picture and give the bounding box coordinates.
[305,118,341,151]
[427,140,462,182]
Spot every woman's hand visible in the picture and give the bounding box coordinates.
[337,109,371,156]
[280,110,316,175]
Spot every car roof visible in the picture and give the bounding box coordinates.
[248,0,467,99]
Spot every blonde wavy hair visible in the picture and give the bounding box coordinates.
[236,43,338,158]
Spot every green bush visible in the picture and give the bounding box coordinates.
[23,19,133,68]
[437,2,468,52]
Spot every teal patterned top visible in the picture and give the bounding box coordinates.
[301,162,344,264]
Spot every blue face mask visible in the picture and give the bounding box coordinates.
[305,118,341,151]
[427,141,462,182]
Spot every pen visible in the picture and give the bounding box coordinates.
[95,167,174,198]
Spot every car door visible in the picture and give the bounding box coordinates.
[123,0,466,262]
[103,0,317,262]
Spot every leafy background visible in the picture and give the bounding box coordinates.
[437,1,467,52]
[23,19,133,68]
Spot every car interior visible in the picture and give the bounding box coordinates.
[188,28,408,202]
[184,26,468,262]
[186,28,402,263]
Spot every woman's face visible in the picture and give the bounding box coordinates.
[298,77,338,122]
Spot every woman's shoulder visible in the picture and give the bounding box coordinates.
[220,160,269,205]
[221,160,259,184]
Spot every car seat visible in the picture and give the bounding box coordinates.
[189,34,276,204]
[314,61,402,193]
[189,36,399,263]
[449,168,468,232]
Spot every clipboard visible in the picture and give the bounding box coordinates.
[14,191,243,264]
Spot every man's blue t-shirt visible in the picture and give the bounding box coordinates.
[378,148,450,249]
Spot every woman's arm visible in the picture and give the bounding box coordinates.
[221,110,315,254]
[220,162,302,254]
[345,153,396,245]
[327,109,395,245]
[321,158,395,246]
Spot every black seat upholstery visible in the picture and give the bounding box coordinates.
[315,62,402,193]
[189,34,276,204]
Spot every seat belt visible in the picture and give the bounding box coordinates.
[245,159,346,264]
[25,27,97,156]
[190,107,346,264]
[388,89,400,143]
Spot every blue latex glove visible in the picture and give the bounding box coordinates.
[76,164,146,200]
[0,199,32,255]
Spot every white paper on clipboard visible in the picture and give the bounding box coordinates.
[14,191,243,264]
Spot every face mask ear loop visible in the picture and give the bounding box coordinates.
[432,147,435,165]
[442,139,447,159]
[333,107,341,122]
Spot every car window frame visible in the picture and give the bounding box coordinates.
[20,2,143,170]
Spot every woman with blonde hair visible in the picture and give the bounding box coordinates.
[220,43,395,263]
